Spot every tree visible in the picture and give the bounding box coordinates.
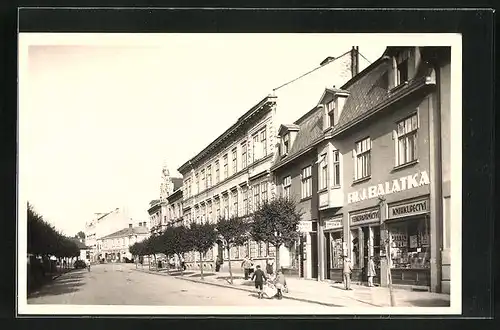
[161,224,192,275]
[75,231,86,240]
[251,197,303,270]
[188,222,218,280]
[216,216,250,284]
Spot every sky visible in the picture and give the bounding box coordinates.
[19,34,387,236]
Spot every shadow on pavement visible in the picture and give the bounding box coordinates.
[28,270,88,300]
[189,273,216,278]
[406,298,450,307]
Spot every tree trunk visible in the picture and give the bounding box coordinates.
[275,244,281,272]
[199,251,204,280]
[153,254,158,271]
[227,247,233,284]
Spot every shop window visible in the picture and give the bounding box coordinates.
[350,229,360,268]
[330,232,344,269]
[395,113,418,166]
[389,218,430,269]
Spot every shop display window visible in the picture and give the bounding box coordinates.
[389,218,430,269]
[351,229,360,268]
[330,232,343,269]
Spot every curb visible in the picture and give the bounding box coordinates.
[134,268,345,307]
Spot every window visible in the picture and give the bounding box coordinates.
[200,169,205,191]
[241,142,248,168]
[242,187,248,215]
[252,134,260,161]
[223,194,229,218]
[396,113,418,166]
[195,173,199,194]
[208,202,213,223]
[232,148,237,175]
[215,161,220,184]
[260,129,267,157]
[223,154,228,180]
[283,134,290,155]
[283,176,291,199]
[232,190,238,217]
[354,137,371,180]
[397,59,409,85]
[261,182,268,202]
[301,166,312,198]
[186,179,192,197]
[253,184,260,209]
[319,154,328,190]
[206,165,212,188]
[333,151,340,187]
[327,100,335,126]
[215,199,221,220]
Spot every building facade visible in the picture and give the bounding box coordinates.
[84,207,135,262]
[166,187,183,227]
[97,224,150,262]
[314,46,451,293]
[178,96,282,272]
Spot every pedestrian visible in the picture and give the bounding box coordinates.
[266,258,274,276]
[367,256,376,287]
[241,255,252,280]
[86,258,91,272]
[251,265,267,299]
[215,255,223,272]
[343,256,353,290]
[274,269,287,300]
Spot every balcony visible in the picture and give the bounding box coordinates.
[318,187,344,210]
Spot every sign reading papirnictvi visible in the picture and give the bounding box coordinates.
[349,208,379,225]
[347,171,430,204]
[388,197,430,219]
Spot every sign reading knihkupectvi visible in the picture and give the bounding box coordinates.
[349,208,380,226]
[388,197,430,219]
[347,170,430,204]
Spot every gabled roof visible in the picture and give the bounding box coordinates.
[333,57,391,131]
[317,86,350,105]
[100,226,150,240]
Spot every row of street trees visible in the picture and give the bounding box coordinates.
[129,197,302,284]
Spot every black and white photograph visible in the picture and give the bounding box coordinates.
[17,31,462,315]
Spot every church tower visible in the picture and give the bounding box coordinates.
[159,162,174,201]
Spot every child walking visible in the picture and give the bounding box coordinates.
[251,265,267,299]
[274,269,287,300]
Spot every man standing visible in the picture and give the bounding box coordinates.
[367,256,376,287]
[251,265,267,299]
[241,255,252,280]
[343,256,353,290]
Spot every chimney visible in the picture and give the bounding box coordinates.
[351,46,360,78]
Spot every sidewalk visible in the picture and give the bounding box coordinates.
[134,267,450,308]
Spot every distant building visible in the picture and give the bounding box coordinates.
[166,186,183,227]
[70,237,92,261]
[97,224,150,262]
[84,207,135,262]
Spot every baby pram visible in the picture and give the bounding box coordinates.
[262,282,278,299]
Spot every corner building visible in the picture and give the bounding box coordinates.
[317,46,451,293]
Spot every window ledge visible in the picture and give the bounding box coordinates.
[352,176,371,186]
[317,188,328,194]
[300,196,312,202]
[331,185,342,190]
[392,159,419,172]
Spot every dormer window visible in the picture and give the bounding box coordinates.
[326,100,335,126]
[283,133,290,155]
[397,59,409,85]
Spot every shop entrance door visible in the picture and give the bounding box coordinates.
[324,232,331,279]
[310,233,318,279]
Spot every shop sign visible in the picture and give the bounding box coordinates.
[349,208,379,225]
[347,171,430,204]
[298,221,313,233]
[388,198,430,219]
[324,217,343,230]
